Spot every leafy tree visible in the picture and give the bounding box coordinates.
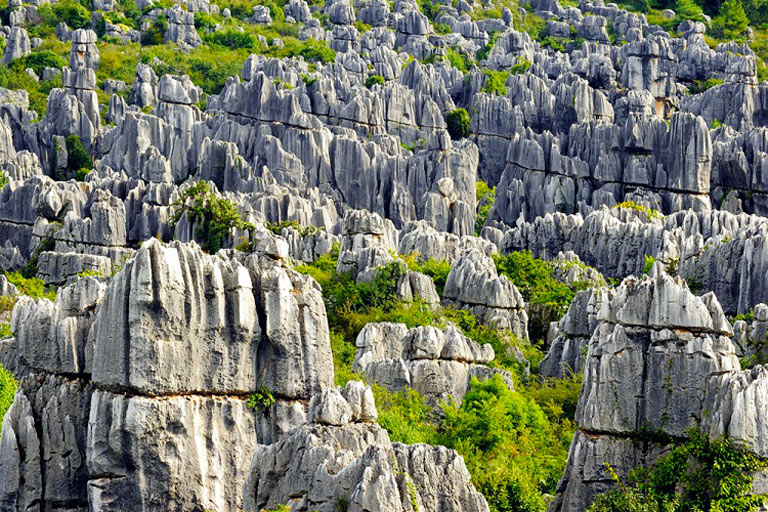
[482,69,509,96]
[53,0,91,30]
[440,375,574,512]
[65,135,93,175]
[297,38,336,64]
[447,108,471,140]
[204,30,260,49]
[141,15,168,46]
[674,0,703,20]
[710,0,749,39]
[475,180,496,234]
[171,181,253,253]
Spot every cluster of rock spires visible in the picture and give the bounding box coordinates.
[5,0,768,508]
[0,238,491,511]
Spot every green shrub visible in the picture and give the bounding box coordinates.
[373,384,438,444]
[613,200,662,220]
[688,78,725,94]
[194,11,218,30]
[446,108,470,140]
[4,272,57,301]
[22,51,67,77]
[642,255,656,274]
[0,171,8,189]
[674,0,703,20]
[0,323,11,338]
[588,430,768,512]
[409,257,452,297]
[493,251,582,319]
[510,58,531,75]
[141,15,168,46]
[65,135,93,176]
[439,375,574,512]
[445,47,471,72]
[246,386,276,410]
[0,364,16,431]
[53,0,91,30]
[204,29,260,49]
[540,35,567,52]
[476,31,499,61]
[74,168,91,181]
[171,181,254,253]
[297,38,336,64]
[365,74,385,88]
[482,69,509,96]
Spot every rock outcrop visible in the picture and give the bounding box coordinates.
[443,249,528,339]
[353,322,512,406]
[243,381,490,512]
[551,264,754,512]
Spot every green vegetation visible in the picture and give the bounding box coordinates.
[247,386,276,410]
[0,364,16,431]
[445,47,472,72]
[494,251,589,320]
[688,78,725,94]
[510,58,532,75]
[643,255,657,274]
[482,69,509,96]
[0,323,11,338]
[294,245,586,512]
[171,181,254,253]
[4,272,57,301]
[439,375,578,512]
[476,31,500,61]
[365,75,385,88]
[63,135,93,180]
[588,430,768,512]
[710,0,750,39]
[446,108,471,140]
[0,171,8,190]
[475,181,496,235]
[614,200,663,221]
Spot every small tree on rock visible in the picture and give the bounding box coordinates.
[446,108,470,140]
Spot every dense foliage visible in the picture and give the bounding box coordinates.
[588,430,768,512]
[64,135,93,178]
[171,181,253,253]
[295,247,582,512]
[0,364,16,431]
[493,251,588,320]
[4,272,57,301]
[446,108,471,140]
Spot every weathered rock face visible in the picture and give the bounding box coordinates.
[353,322,512,406]
[539,287,611,378]
[443,249,528,339]
[551,264,748,512]
[242,381,490,512]
[497,206,768,315]
[0,239,335,512]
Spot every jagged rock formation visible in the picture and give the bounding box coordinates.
[0,239,488,512]
[243,381,490,512]
[539,287,612,378]
[443,249,528,339]
[6,0,768,508]
[0,239,334,511]
[550,263,768,512]
[353,322,513,406]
